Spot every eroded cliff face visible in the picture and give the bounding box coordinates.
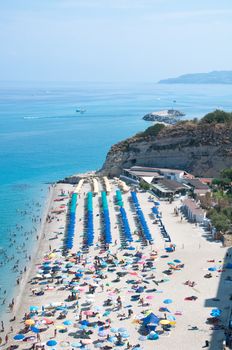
[100,122,232,177]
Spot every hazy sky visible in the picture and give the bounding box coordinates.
[1,0,232,82]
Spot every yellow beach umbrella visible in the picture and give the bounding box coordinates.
[56,325,66,330]
[160,319,170,325]
[169,321,176,326]
[25,319,35,326]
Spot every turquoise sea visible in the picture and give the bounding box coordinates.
[1,81,232,318]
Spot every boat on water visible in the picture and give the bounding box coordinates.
[76,107,86,114]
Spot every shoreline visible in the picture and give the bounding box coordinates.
[2,184,55,329]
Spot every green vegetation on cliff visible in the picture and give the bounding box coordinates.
[136,123,166,138]
[200,109,232,124]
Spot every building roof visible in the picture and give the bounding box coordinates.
[182,198,205,217]
[129,166,185,175]
[185,178,209,190]
[124,168,162,178]
[152,178,188,193]
[198,178,213,185]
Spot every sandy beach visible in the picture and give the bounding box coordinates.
[1,178,231,350]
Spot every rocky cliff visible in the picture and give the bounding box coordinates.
[100,121,232,177]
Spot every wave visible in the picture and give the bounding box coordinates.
[23,116,40,119]
[23,115,80,120]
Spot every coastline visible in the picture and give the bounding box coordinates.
[3,184,55,328]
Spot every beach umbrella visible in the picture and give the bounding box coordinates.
[174,259,181,263]
[118,327,127,333]
[25,319,35,326]
[80,320,89,326]
[63,320,73,326]
[30,326,40,333]
[42,318,54,325]
[71,342,82,348]
[98,331,108,338]
[121,332,130,338]
[167,315,176,321]
[30,306,39,312]
[110,327,118,333]
[47,340,57,347]
[160,319,170,325]
[56,325,66,330]
[148,331,159,340]
[163,299,173,304]
[79,324,88,330]
[108,336,117,343]
[14,334,25,341]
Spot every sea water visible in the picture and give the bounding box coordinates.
[0,81,232,317]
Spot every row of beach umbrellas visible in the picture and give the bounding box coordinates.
[131,192,153,242]
[65,193,77,249]
[101,191,112,244]
[86,192,94,246]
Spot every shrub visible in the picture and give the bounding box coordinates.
[200,109,232,124]
[139,123,166,137]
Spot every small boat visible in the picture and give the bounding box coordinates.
[76,108,86,114]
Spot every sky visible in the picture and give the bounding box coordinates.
[0,0,232,82]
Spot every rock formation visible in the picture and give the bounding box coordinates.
[100,121,232,177]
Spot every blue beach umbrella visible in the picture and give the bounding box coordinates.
[79,324,88,330]
[110,327,118,333]
[118,327,127,333]
[47,340,57,346]
[108,336,117,343]
[71,342,82,348]
[30,326,40,333]
[63,320,73,326]
[121,332,130,338]
[163,299,173,304]
[30,305,39,312]
[148,331,159,340]
[14,334,25,341]
[167,315,176,321]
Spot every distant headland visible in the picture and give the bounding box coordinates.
[158,70,232,84]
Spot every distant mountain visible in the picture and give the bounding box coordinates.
[158,71,232,84]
